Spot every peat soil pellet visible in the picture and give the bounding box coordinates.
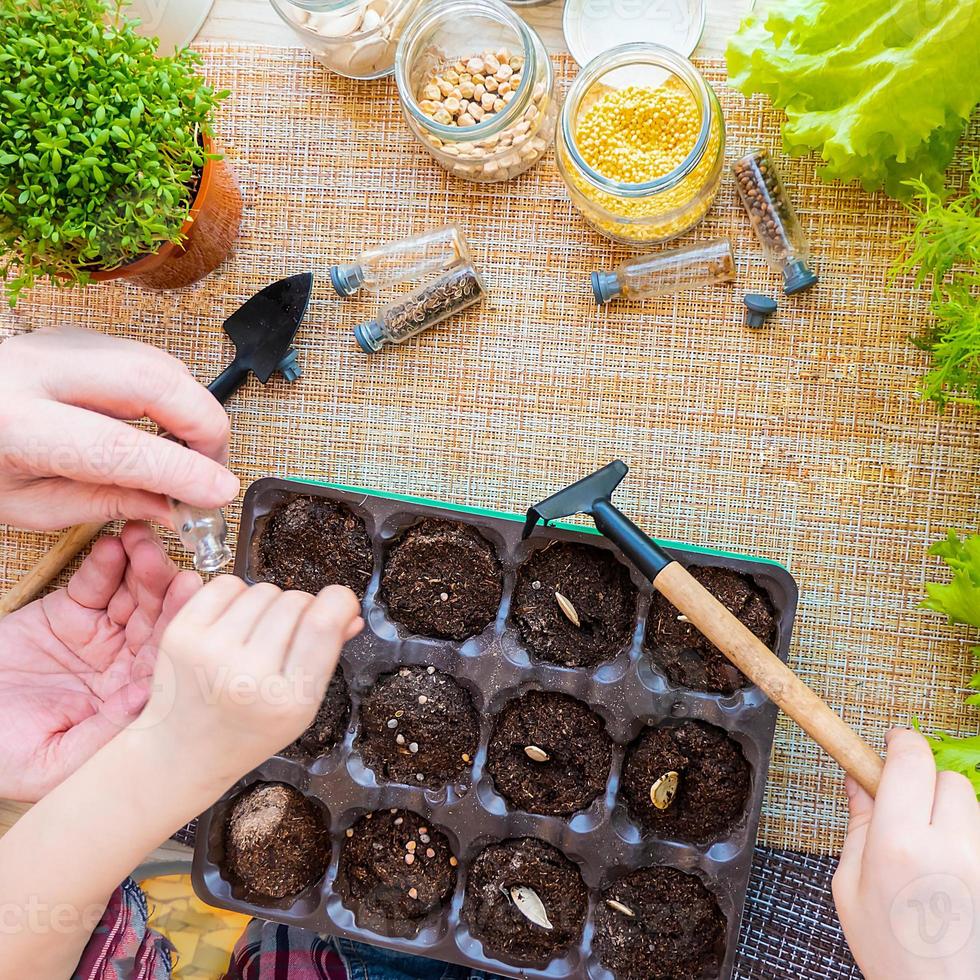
[337,809,457,938]
[593,865,726,980]
[462,837,587,964]
[223,782,330,901]
[381,519,503,641]
[621,720,751,844]
[356,665,479,787]
[511,541,637,669]
[644,565,776,694]
[256,495,373,597]
[485,690,612,817]
[280,671,352,761]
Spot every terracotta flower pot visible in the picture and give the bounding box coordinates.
[89,135,243,291]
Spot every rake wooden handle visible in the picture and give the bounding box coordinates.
[0,522,106,619]
[655,561,884,797]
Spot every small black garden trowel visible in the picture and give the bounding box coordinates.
[209,271,313,405]
[523,461,886,798]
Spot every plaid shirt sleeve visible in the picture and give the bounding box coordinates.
[71,879,173,980]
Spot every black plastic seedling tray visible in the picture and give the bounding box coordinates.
[192,478,799,980]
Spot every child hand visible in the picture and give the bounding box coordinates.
[0,326,238,530]
[0,522,200,802]
[141,576,363,786]
[833,728,980,979]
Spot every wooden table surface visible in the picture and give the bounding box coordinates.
[0,0,756,875]
[200,0,753,59]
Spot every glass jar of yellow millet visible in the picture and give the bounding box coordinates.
[555,43,725,245]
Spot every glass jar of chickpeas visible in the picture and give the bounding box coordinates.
[555,43,725,245]
[394,0,558,183]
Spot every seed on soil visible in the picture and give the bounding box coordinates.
[677,615,690,623]
[510,885,554,931]
[426,848,436,858]
[462,753,471,763]
[407,842,417,853]
[419,695,428,705]
[555,591,581,627]
[417,773,425,782]
[396,734,406,745]
[420,834,430,843]
[408,887,418,899]
[427,666,436,674]
[346,828,354,837]
[524,745,550,763]
[531,580,541,590]
[450,856,458,867]
[606,899,636,918]
[409,742,420,754]
[405,853,416,865]
[387,719,398,729]
[394,817,403,826]
[650,770,680,810]
[440,592,449,601]
[395,710,404,717]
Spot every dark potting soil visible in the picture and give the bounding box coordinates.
[224,782,330,902]
[356,665,479,787]
[620,720,751,844]
[462,837,588,964]
[644,565,776,694]
[380,519,503,641]
[336,809,457,938]
[280,670,352,761]
[511,542,638,669]
[256,496,373,597]
[485,690,612,817]
[592,866,726,980]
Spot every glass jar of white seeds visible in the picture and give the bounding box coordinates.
[269,0,424,80]
[394,0,557,183]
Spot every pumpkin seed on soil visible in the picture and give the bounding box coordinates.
[511,542,637,669]
[644,565,776,694]
[593,866,726,980]
[381,519,503,641]
[485,690,612,817]
[356,665,479,787]
[462,837,587,963]
[621,720,751,844]
[256,496,373,597]
[336,809,457,938]
[279,670,352,761]
[224,782,330,902]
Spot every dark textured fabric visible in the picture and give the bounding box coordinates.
[175,820,862,979]
[734,848,863,980]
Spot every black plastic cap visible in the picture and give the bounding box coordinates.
[743,293,778,328]
[783,259,819,295]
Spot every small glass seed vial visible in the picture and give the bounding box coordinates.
[353,260,487,354]
[591,238,736,305]
[330,225,472,298]
[732,148,818,295]
[169,499,233,573]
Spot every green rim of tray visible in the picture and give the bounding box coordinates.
[291,478,789,572]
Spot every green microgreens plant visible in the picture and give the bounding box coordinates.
[0,0,229,304]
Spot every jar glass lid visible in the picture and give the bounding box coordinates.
[562,0,706,65]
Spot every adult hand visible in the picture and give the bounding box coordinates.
[0,522,201,802]
[0,326,239,530]
[833,728,980,980]
[144,576,363,787]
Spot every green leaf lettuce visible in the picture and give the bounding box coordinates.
[727,0,980,197]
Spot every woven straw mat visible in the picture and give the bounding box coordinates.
[1,47,978,855]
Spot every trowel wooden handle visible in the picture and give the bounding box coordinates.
[0,522,106,619]
[654,561,884,797]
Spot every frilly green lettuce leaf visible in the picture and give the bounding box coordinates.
[727,0,980,197]
[921,730,980,796]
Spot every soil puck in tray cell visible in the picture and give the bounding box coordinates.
[511,542,638,669]
[256,496,373,597]
[593,866,726,980]
[462,837,588,964]
[336,809,457,938]
[621,720,751,844]
[224,782,330,902]
[380,519,503,641]
[485,690,612,817]
[644,565,777,694]
[280,670,352,761]
[356,665,479,787]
